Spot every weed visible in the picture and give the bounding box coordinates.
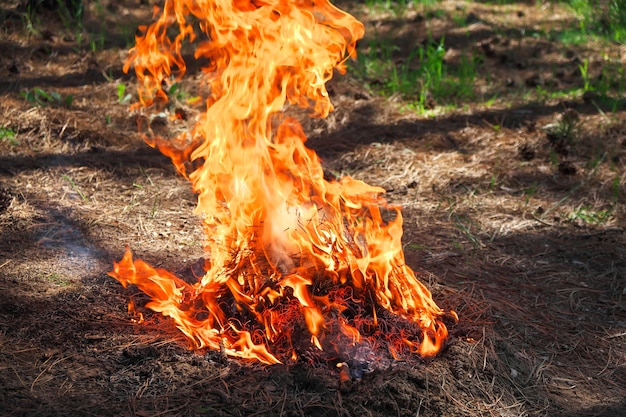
[56,0,84,30]
[21,88,73,108]
[568,0,626,43]
[150,196,160,218]
[544,110,581,146]
[548,150,560,167]
[578,58,591,91]
[352,29,482,114]
[168,82,186,101]
[483,95,498,107]
[117,83,132,104]
[62,174,88,202]
[524,183,539,204]
[0,127,19,146]
[139,167,155,186]
[46,272,72,287]
[452,213,483,249]
[611,176,620,205]
[456,53,480,98]
[568,206,612,224]
[20,4,40,37]
[364,0,419,16]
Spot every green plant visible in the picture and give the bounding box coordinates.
[544,110,581,144]
[62,174,88,202]
[353,30,483,114]
[578,58,591,91]
[452,213,483,249]
[45,272,72,287]
[117,83,131,104]
[611,176,620,206]
[488,174,496,192]
[364,0,421,16]
[567,0,626,43]
[548,150,560,166]
[568,206,612,224]
[21,88,73,108]
[58,1,83,28]
[0,127,18,146]
[150,196,160,218]
[168,82,186,101]
[524,183,539,204]
[20,3,40,36]
[456,53,480,98]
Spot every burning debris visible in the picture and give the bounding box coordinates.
[109,0,454,364]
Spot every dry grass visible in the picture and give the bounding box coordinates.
[0,0,625,416]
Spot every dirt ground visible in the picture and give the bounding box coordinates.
[1,0,625,416]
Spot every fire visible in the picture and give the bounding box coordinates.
[109,0,453,364]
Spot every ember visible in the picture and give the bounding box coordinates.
[109,0,454,364]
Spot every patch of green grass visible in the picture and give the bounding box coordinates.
[568,206,612,224]
[45,273,73,287]
[406,243,430,250]
[364,0,440,16]
[0,127,19,146]
[352,35,481,114]
[567,0,626,44]
[21,88,73,108]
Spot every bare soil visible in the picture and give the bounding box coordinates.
[0,1,625,416]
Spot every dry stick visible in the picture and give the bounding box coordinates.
[416,397,423,417]
[30,354,70,393]
[279,387,287,417]
[148,401,191,417]
[597,345,613,377]
[4,357,27,389]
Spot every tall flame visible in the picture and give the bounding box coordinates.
[109,0,452,364]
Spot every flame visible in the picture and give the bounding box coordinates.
[109,0,453,364]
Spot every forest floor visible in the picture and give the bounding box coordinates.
[0,0,625,416]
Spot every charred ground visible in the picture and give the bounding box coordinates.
[1,0,625,416]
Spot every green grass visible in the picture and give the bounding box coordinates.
[117,83,132,104]
[351,36,481,114]
[21,88,73,108]
[45,273,73,287]
[364,0,439,15]
[0,127,18,146]
[568,206,613,224]
[566,0,626,44]
[352,0,625,116]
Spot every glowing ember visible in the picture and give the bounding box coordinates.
[109,0,454,364]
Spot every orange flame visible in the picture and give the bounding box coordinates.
[109,0,452,364]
